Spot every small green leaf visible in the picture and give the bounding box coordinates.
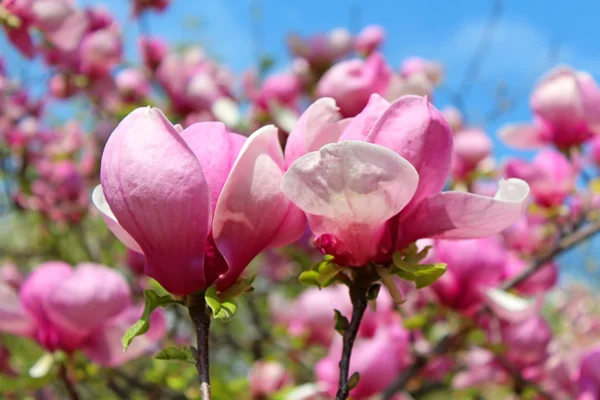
[367,283,381,301]
[214,299,237,321]
[317,262,342,284]
[323,254,335,262]
[414,263,447,288]
[220,276,255,299]
[333,309,349,335]
[154,346,194,364]
[204,286,238,321]
[122,289,181,351]
[348,372,360,390]
[467,329,487,346]
[299,270,321,287]
[205,285,222,316]
[403,314,428,330]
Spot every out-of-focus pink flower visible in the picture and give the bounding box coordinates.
[453,348,506,389]
[450,128,493,180]
[502,215,558,256]
[287,28,353,67]
[354,25,385,55]
[0,262,164,366]
[503,253,557,295]
[0,262,23,290]
[430,238,506,314]
[245,70,303,111]
[126,249,146,275]
[504,149,577,207]
[282,95,529,267]
[588,136,600,166]
[400,57,444,85]
[139,36,167,70]
[249,361,293,399]
[85,5,114,31]
[132,0,170,16]
[315,315,409,399]
[316,53,391,117]
[500,66,600,149]
[31,0,88,53]
[79,27,122,77]
[443,107,463,133]
[94,108,305,295]
[501,315,552,370]
[116,68,151,102]
[577,349,600,400]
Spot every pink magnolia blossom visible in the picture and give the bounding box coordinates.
[501,315,553,378]
[287,28,353,66]
[501,215,558,256]
[94,107,305,295]
[282,95,529,267]
[0,262,165,366]
[400,57,444,85]
[132,0,170,16]
[316,53,391,117]
[503,253,557,295]
[79,26,122,78]
[0,262,23,290]
[450,128,493,180]
[577,349,600,400]
[430,238,506,314]
[315,314,409,399]
[443,106,463,132]
[249,361,294,399]
[588,135,600,166]
[139,36,167,70]
[504,149,576,207]
[244,70,303,111]
[354,25,385,55]
[116,68,151,103]
[500,66,600,149]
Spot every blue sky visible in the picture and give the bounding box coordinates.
[3,0,600,281]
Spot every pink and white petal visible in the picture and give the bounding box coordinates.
[338,93,390,142]
[577,71,600,132]
[0,282,35,337]
[483,288,541,322]
[180,122,246,210]
[83,305,166,367]
[20,262,73,326]
[213,126,303,290]
[100,107,211,295]
[281,141,419,265]
[498,123,546,149]
[33,0,88,52]
[92,185,142,254]
[45,263,131,338]
[400,178,530,245]
[285,98,343,168]
[366,95,453,212]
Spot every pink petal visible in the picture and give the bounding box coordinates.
[577,71,600,132]
[285,97,344,168]
[82,305,166,367]
[100,107,211,295]
[92,185,142,253]
[338,93,390,142]
[45,263,131,338]
[32,0,88,52]
[400,178,530,245]
[498,123,546,149]
[483,288,541,322]
[281,141,418,266]
[213,126,305,290]
[366,96,453,214]
[0,282,35,337]
[180,122,246,211]
[20,261,73,326]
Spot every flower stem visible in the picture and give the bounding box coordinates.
[187,292,212,400]
[336,279,370,400]
[58,362,80,400]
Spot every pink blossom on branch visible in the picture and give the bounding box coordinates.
[94,107,305,296]
[282,94,530,266]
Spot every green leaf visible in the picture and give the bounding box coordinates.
[299,270,321,287]
[414,263,447,289]
[317,261,342,285]
[122,289,181,351]
[220,276,255,299]
[154,346,195,364]
[367,283,381,301]
[348,372,360,390]
[333,309,349,335]
[205,286,239,321]
[403,314,428,330]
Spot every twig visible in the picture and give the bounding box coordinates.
[58,362,80,400]
[382,218,600,398]
[187,292,212,400]
[336,280,371,400]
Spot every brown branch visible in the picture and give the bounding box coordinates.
[58,363,80,400]
[187,292,212,400]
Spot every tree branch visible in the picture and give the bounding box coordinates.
[187,292,212,400]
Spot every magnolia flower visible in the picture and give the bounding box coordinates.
[503,254,557,296]
[287,28,353,66]
[577,349,600,400]
[94,107,305,295]
[354,25,385,55]
[500,66,600,149]
[116,68,151,102]
[0,262,166,367]
[249,361,293,399]
[282,95,530,266]
[316,53,391,117]
[450,128,493,180]
[504,149,577,207]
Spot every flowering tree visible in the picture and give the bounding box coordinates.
[1,1,600,399]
